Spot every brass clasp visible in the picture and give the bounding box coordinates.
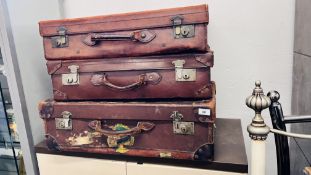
[62,65,79,85]
[172,60,196,81]
[171,16,195,39]
[55,111,72,130]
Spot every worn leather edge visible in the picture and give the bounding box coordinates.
[53,89,68,101]
[48,52,213,75]
[46,60,62,75]
[39,4,208,36]
[193,143,214,161]
[45,134,61,151]
[38,99,54,119]
[53,146,214,161]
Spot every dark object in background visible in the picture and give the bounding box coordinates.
[39,5,209,60]
[268,90,311,175]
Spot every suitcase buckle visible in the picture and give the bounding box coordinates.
[172,60,196,81]
[51,26,68,48]
[171,16,195,39]
[62,65,79,85]
[55,111,72,130]
[170,111,194,135]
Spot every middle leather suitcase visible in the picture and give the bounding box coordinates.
[47,52,214,101]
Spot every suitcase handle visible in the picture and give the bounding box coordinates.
[91,72,161,91]
[83,29,156,46]
[88,120,155,137]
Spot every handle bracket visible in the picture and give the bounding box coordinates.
[83,29,156,46]
[91,72,161,91]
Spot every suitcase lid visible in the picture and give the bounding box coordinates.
[39,4,208,37]
[47,52,214,75]
[38,83,216,123]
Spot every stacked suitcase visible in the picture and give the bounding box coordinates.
[38,4,216,161]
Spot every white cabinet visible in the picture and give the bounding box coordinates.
[127,162,246,175]
[37,153,247,175]
[37,153,126,175]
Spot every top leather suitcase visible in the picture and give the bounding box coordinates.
[39,4,209,60]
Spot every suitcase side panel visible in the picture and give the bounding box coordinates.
[42,25,207,60]
[39,86,216,122]
[39,5,208,36]
[43,117,214,161]
[47,53,214,74]
[51,69,212,101]
[47,53,213,101]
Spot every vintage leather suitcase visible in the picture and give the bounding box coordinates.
[47,52,214,101]
[39,5,209,60]
[38,84,216,161]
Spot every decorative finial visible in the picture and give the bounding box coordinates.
[246,81,271,140]
[246,80,271,114]
[267,90,280,103]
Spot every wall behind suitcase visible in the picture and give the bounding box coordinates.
[59,0,295,174]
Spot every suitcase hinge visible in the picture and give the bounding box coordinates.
[62,65,79,85]
[51,26,68,48]
[55,111,72,130]
[171,16,195,39]
[172,60,196,81]
[170,111,194,135]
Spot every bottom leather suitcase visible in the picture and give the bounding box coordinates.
[38,84,216,161]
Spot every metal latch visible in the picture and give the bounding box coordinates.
[171,16,195,39]
[172,60,196,81]
[55,111,72,130]
[51,26,68,48]
[62,65,79,85]
[170,111,194,135]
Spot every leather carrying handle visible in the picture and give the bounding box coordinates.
[88,120,155,137]
[83,29,156,46]
[91,72,161,91]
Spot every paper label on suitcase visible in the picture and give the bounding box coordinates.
[198,108,211,116]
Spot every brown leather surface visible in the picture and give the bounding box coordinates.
[39,5,209,60]
[39,87,216,160]
[47,53,214,101]
[39,5,208,36]
[35,118,248,173]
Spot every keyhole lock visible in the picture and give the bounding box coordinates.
[183,74,190,80]
[59,121,65,128]
[181,27,190,36]
[67,77,74,83]
[171,111,194,135]
[180,123,189,133]
[55,111,72,130]
[62,65,79,85]
[172,60,196,82]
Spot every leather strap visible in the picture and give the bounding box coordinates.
[88,120,155,137]
[91,72,161,91]
[83,29,156,46]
